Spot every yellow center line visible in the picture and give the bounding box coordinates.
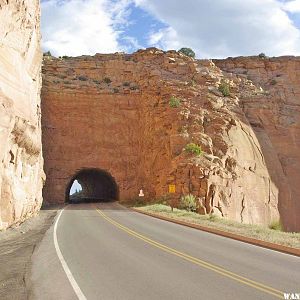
[95,207,284,299]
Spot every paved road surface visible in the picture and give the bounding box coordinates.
[29,202,300,300]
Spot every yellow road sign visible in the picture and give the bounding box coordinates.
[168,184,176,193]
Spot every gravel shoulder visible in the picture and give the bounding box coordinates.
[0,206,59,300]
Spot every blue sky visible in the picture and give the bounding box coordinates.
[41,0,300,58]
[70,180,82,195]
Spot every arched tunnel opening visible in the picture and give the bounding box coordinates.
[66,169,119,203]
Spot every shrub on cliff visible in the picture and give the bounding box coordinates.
[180,194,197,212]
[218,81,230,97]
[169,96,181,108]
[43,51,52,57]
[78,76,88,81]
[178,47,196,58]
[185,143,203,156]
[258,53,267,59]
[104,77,112,84]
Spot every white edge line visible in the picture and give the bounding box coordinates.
[53,208,87,300]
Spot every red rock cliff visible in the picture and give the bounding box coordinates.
[215,56,300,232]
[0,0,44,230]
[42,49,300,231]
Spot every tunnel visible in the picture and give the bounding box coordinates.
[66,168,118,203]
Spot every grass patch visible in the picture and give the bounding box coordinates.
[135,204,300,249]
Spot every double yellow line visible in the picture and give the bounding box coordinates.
[95,208,284,299]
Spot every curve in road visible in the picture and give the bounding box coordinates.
[29,202,300,300]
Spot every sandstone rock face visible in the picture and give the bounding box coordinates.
[214,57,300,232]
[42,49,299,231]
[0,0,43,230]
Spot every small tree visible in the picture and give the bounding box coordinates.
[178,47,196,58]
[258,53,267,59]
[43,51,52,56]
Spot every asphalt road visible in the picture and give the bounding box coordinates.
[29,202,300,300]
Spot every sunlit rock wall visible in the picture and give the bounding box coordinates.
[42,49,299,231]
[215,56,300,231]
[0,0,44,230]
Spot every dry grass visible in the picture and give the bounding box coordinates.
[135,204,300,249]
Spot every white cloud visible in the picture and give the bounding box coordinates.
[135,0,300,58]
[41,0,131,56]
[121,36,143,51]
[148,27,180,49]
[283,0,300,13]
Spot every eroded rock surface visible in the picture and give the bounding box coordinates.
[0,0,44,230]
[42,49,299,231]
[215,57,300,232]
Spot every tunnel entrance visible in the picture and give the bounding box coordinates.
[66,168,118,203]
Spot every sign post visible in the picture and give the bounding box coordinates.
[168,184,176,211]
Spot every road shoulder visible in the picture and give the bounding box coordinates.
[132,207,300,257]
[0,207,58,300]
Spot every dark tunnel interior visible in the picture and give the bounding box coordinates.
[66,169,118,203]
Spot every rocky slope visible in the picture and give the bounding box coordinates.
[0,0,44,230]
[42,49,300,231]
[214,57,300,232]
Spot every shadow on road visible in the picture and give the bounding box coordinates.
[42,201,130,212]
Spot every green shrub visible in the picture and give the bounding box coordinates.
[180,194,197,212]
[169,96,181,108]
[258,53,267,58]
[43,51,52,56]
[131,197,146,207]
[103,77,112,84]
[78,76,88,81]
[218,81,230,97]
[113,88,119,93]
[123,82,130,87]
[185,143,203,156]
[93,79,101,84]
[154,194,170,205]
[178,47,196,58]
[270,79,277,85]
[269,220,283,231]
